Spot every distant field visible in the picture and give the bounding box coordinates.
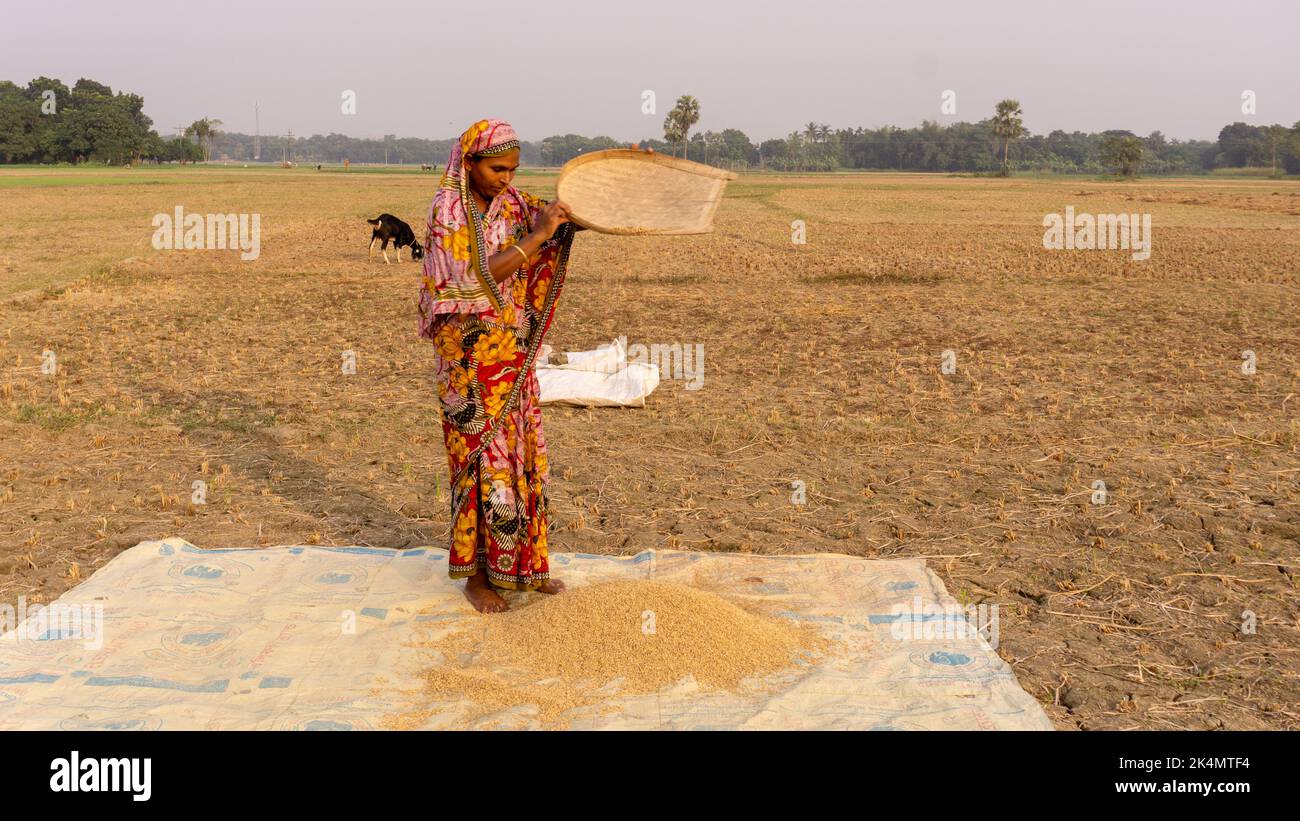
[0,163,555,188]
[1,166,1297,730]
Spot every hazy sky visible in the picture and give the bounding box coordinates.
[3,0,1297,144]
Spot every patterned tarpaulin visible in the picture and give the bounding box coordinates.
[0,539,1052,730]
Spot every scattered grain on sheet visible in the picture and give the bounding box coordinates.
[382,579,829,729]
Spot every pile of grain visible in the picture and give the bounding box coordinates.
[385,579,826,729]
[479,579,816,690]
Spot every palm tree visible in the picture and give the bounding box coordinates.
[1265,124,1287,176]
[671,96,701,160]
[991,100,1025,176]
[816,124,831,144]
[663,110,685,158]
[701,130,716,164]
[787,130,807,171]
[187,117,223,162]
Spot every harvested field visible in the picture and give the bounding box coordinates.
[1,166,1297,730]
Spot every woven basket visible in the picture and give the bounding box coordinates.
[556,149,738,235]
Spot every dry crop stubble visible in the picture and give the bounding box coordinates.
[0,167,1296,729]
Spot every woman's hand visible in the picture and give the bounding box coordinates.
[485,199,579,283]
[534,200,573,239]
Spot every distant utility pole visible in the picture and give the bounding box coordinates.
[254,103,260,160]
[283,129,294,165]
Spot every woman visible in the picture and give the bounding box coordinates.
[419,118,578,614]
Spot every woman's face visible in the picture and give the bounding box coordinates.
[466,148,520,200]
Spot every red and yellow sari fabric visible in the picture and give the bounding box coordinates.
[418,118,575,590]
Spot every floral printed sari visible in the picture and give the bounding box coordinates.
[418,118,576,590]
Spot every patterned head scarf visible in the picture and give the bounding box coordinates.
[420,119,525,333]
[437,118,521,192]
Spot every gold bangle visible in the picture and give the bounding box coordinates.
[508,244,530,269]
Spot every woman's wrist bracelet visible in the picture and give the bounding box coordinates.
[509,244,530,269]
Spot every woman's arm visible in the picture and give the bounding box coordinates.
[486,230,548,284]
[485,200,574,284]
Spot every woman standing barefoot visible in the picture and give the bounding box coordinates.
[418,118,576,613]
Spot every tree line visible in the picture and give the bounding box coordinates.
[0,77,205,164]
[2,77,1298,176]
[644,94,1300,176]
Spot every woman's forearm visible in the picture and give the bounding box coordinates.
[487,230,549,284]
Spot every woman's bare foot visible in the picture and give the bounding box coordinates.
[536,579,565,595]
[464,568,509,614]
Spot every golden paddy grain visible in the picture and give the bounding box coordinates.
[383,579,827,729]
